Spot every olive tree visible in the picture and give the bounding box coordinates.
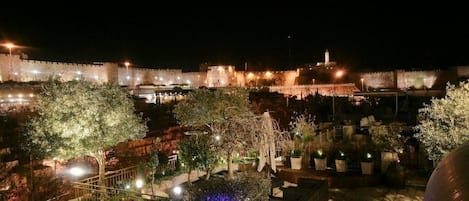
[174,88,256,178]
[25,80,147,187]
[177,134,218,182]
[415,81,469,164]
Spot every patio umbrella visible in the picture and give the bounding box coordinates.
[257,112,276,173]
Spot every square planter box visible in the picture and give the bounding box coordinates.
[361,162,374,175]
[381,151,398,173]
[335,159,347,172]
[290,157,302,170]
[314,158,327,171]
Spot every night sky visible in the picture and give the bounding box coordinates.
[1,7,469,72]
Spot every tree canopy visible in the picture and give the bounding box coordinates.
[174,88,257,177]
[415,81,469,162]
[25,81,147,187]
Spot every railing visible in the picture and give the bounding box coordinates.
[73,182,168,201]
[72,155,178,200]
[78,165,138,188]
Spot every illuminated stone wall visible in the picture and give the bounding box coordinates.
[0,53,456,92]
[360,70,441,90]
[456,66,469,77]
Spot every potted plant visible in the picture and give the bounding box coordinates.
[290,149,302,170]
[289,114,316,168]
[334,151,347,173]
[313,149,327,171]
[370,122,409,173]
[360,153,374,175]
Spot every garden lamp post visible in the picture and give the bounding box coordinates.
[332,70,344,122]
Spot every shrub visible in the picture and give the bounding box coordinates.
[313,149,326,159]
[290,149,302,158]
[335,151,346,160]
[185,172,271,201]
[362,153,373,162]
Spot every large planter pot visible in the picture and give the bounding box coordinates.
[385,162,406,188]
[335,159,347,172]
[360,162,374,175]
[314,158,327,171]
[381,151,398,173]
[290,157,302,170]
[343,125,354,141]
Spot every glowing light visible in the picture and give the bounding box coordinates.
[366,153,372,159]
[159,77,164,81]
[136,77,140,81]
[335,70,344,78]
[3,43,15,49]
[76,71,82,75]
[33,70,39,74]
[154,76,158,80]
[215,135,221,141]
[7,94,12,98]
[186,80,191,84]
[125,184,130,189]
[94,75,99,80]
[173,186,182,195]
[13,72,18,75]
[126,76,131,80]
[177,76,180,80]
[317,149,323,157]
[247,73,254,79]
[135,179,144,188]
[217,66,224,71]
[18,94,23,98]
[124,62,130,67]
[69,167,85,177]
[265,71,272,78]
[29,93,34,97]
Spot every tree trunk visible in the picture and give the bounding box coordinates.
[151,171,155,197]
[205,168,211,180]
[187,167,192,184]
[94,150,106,199]
[30,154,34,201]
[227,153,233,179]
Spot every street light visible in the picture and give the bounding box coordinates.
[332,70,344,122]
[2,43,16,81]
[360,78,364,91]
[4,43,15,56]
[124,61,130,86]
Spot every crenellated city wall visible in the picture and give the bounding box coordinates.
[1,53,464,92]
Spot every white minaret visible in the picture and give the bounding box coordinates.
[325,49,330,64]
[316,49,336,67]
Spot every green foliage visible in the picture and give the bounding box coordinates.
[362,153,373,162]
[174,88,251,128]
[186,172,271,201]
[415,81,469,162]
[24,80,148,160]
[289,114,316,158]
[289,114,316,143]
[313,149,326,159]
[370,122,408,153]
[174,88,260,177]
[290,149,302,158]
[335,150,346,160]
[177,134,218,173]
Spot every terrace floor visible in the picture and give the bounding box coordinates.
[272,165,427,200]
